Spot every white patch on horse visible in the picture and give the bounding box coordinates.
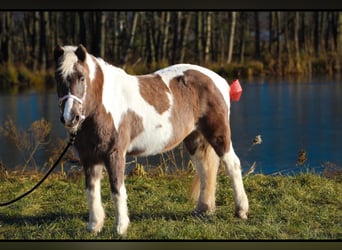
[86,54,97,82]
[221,143,249,219]
[63,94,74,123]
[98,58,174,156]
[86,165,105,233]
[113,184,130,235]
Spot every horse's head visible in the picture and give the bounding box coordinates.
[54,44,89,133]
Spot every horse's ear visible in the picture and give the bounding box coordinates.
[75,44,87,62]
[54,45,64,62]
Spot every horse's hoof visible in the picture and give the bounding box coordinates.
[235,209,248,219]
[115,217,130,236]
[87,222,104,234]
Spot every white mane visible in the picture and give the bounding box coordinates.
[58,46,78,80]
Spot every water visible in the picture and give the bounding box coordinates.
[0,77,341,175]
[231,77,342,174]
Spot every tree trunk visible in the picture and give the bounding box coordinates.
[162,11,171,62]
[294,12,301,73]
[269,12,275,54]
[147,12,156,66]
[254,12,260,59]
[335,11,342,73]
[180,12,192,62]
[2,12,13,64]
[79,12,87,46]
[99,12,106,59]
[123,12,139,65]
[196,12,203,64]
[227,11,236,64]
[204,12,212,64]
[284,13,292,73]
[276,12,282,74]
[239,12,247,65]
[314,12,320,57]
[39,12,48,70]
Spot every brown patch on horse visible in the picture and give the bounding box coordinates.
[118,110,144,142]
[166,69,231,156]
[82,56,104,115]
[138,74,171,114]
[162,75,197,151]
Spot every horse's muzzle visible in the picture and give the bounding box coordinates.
[60,113,85,132]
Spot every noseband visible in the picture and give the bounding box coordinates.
[59,93,84,105]
[59,93,86,120]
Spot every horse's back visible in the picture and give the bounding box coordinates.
[154,64,231,106]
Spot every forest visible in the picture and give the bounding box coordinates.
[0,11,342,86]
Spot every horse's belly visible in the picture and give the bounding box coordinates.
[127,131,170,156]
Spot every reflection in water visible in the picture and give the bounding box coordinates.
[0,78,341,175]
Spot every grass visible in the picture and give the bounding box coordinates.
[0,169,341,240]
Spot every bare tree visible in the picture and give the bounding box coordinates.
[204,12,212,63]
[196,12,203,64]
[294,12,301,73]
[123,12,139,65]
[162,11,171,63]
[180,12,192,62]
[227,11,236,64]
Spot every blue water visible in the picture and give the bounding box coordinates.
[0,77,341,175]
[230,77,342,174]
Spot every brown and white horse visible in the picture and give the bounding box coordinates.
[54,44,249,235]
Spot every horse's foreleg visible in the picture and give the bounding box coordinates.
[84,163,105,233]
[185,132,220,215]
[221,143,249,219]
[106,151,130,236]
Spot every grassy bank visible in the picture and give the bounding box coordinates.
[0,170,341,240]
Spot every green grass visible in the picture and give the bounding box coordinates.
[0,171,341,240]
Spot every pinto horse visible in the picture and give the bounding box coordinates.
[54,44,249,235]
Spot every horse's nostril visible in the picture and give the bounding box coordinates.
[75,115,80,122]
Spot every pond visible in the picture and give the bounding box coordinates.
[0,76,341,175]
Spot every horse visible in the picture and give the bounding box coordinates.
[53,44,249,236]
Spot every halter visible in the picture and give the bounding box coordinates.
[59,93,84,105]
[59,93,86,120]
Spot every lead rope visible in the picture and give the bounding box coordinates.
[0,133,76,207]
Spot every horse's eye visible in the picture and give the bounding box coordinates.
[80,76,85,82]
[66,76,71,82]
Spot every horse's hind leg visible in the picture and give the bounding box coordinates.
[84,163,106,233]
[184,131,220,215]
[221,142,249,219]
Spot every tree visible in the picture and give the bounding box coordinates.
[204,12,212,63]
[180,12,192,63]
[254,12,261,59]
[227,11,236,64]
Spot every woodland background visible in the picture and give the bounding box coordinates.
[1,11,342,85]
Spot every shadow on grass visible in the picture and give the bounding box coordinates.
[0,212,88,227]
[0,209,217,228]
